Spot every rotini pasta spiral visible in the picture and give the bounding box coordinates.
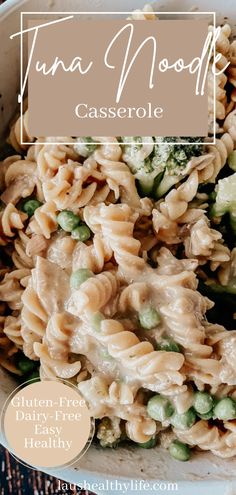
[3,315,23,348]
[0,203,27,239]
[125,417,157,443]
[228,40,236,102]
[108,381,136,406]
[119,282,150,313]
[72,234,113,273]
[0,316,20,375]
[0,155,21,192]
[33,342,81,380]
[27,201,58,239]
[42,158,111,212]
[8,109,33,152]
[12,231,35,269]
[21,284,48,359]
[174,420,236,458]
[206,124,236,182]
[159,287,215,359]
[1,159,43,205]
[46,232,76,270]
[0,268,30,310]
[35,142,79,180]
[67,271,119,317]
[184,216,230,269]
[93,138,152,214]
[84,203,145,275]
[83,318,185,391]
[44,312,77,361]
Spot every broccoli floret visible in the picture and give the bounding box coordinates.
[211,173,236,235]
[153,137,204,172]
[74,137,97,157]
[97,417,122,448]
[121,136,204,199]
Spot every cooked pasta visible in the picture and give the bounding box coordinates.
[8,109,33,153]
[1,3,236,461]
[27,201,58,239]
[3,315,23,348]
[0,329,20,375]
[0,268,30,311]
[34,341,81,380]
[21,284,48,359]
[0,203,27,238]
[84,203,145,276]
[174,420,236,458]
[228,40,236,102]
[67,271,119,317]
[72,234,113,273]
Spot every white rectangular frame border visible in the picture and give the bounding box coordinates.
[20,11,216,146]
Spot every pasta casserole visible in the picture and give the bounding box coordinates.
[0,4,236,462]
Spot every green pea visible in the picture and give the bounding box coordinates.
[17,355,36,374]
[197,410,213,420]
[228,151,236,171]
[137,437,157,449]
[90,312,104,332]
[213,397,236,420]
[139,307,161,330]
[70,269,93,289]
[147,395,174,422]
[171,408,196,430]
[57,210,80,232]
[194,391,214,415]
[156,339,180,353]
[71,224,91,242]
[169,440,191,462]
[22,199,42,217]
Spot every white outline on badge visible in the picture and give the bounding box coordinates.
[19,11,216,146]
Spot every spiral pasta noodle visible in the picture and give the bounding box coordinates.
[8,109,33,152]
[1,159,43,205]
[93,139,152,214]
[84,203,145,275]
[0,316,20,375]
[119,282,150,312]
[3,315,23,349]
[228,40,236,102]
[0,268,30,311]
[44,312,76,360]
[42,158,111,212]
[0,203,27,238]
[21,284,48,359]
[35,142,79,180]
[83,318,185,391]
[27,201,58,239]
[174,420,236,458]
[33,342,81,380]
[72,234,113,273]
[12,231,35,269]
[67,271,119,316]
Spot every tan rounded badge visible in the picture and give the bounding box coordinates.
[2,380,93,469]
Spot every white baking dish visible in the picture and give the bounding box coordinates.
[0,1,236,494]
